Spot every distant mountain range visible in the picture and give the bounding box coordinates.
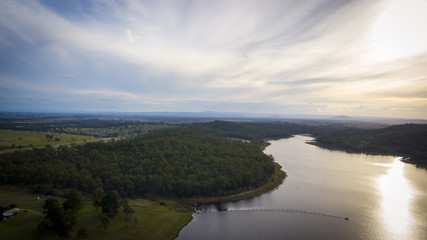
[1,111,426,125]
[109,112,427,124]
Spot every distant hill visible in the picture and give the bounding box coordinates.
[331,115,353,121]
[2,112,426,125]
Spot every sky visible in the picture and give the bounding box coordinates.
[1,0,427,118]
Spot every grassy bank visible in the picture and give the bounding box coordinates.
[187,162,286,204]
[0,129,97,153]
[0,188,191,240]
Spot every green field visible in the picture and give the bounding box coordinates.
[58,124,173,138]
[0,188,191,240]
[0,129,98,152]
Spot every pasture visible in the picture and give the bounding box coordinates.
[0,188,191,240]
[0,129,96,152]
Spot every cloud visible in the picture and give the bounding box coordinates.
[0,0,427,118]
[125,29,135,43]
[76,89,139,101]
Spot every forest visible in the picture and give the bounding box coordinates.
[313,124,427,167]
[2,115,426,200]
[0,121,292,198]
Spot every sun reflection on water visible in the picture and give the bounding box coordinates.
[378,157,413,238]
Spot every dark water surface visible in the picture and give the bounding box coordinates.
[176,135,427,240]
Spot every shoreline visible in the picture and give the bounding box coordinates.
[175,138,288,206]
[173,161,286,239]
[185,162,286,204]
[171,139,288,239]
[309,141,427,169]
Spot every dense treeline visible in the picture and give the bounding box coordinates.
[314,124,427,167]
[187,120,341,140]
[0,121,288,198]
[187,121,293,140]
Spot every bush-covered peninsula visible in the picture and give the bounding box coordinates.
[0,121,290,198]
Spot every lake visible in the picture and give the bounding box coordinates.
[176,135,427,240]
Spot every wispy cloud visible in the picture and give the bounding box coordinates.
[76,89,139,101]
[125,29,135,43]
[1,0,427,118]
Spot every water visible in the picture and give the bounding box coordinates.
[176,135,427,240]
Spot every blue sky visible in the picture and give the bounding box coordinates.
[1,0,427,118]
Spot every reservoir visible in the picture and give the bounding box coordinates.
[176,135,427,239]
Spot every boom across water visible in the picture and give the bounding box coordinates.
[196,208,350,221]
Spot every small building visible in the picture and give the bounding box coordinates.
[42,194,56,198]
[2,208,21,219]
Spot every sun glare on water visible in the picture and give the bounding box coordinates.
[378,158,414,238]
[371,0,427,62]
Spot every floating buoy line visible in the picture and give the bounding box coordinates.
[195,208,350,221]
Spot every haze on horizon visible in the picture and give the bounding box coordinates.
[1,0,427,119]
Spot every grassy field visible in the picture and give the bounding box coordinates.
[59,124,173,138]
[0,129,97,153]
[0,188,191,240]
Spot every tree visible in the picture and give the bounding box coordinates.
[93,199,101,211]
[77,228,89,239]
[37,219,53,236]
[92,187,105,200]
[101,215,109,232]
[121,199,135,222]
[63,189,83,212]
[101,190,120,218]
[39,198,75,238]
[62,209,77,236]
